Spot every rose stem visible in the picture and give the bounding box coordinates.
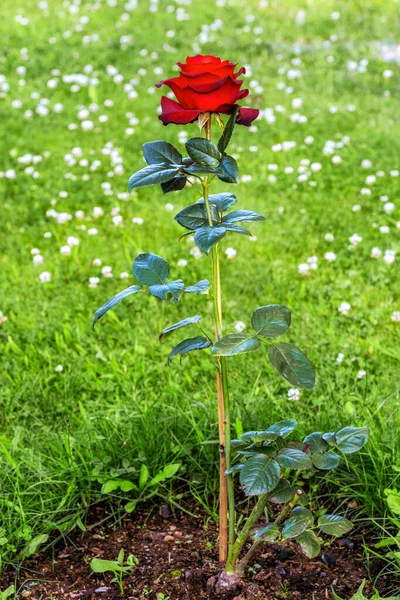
[202,117,235,562]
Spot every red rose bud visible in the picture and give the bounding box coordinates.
[156,55,259,127]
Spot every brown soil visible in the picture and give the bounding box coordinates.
[3,504,394,600]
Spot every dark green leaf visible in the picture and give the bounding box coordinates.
[198,192,237,212]
[318,514,353,536]
[216,155,239,183]
[185,138,222,168]
[268,342,315,390]
[277,448,313,470]
[254,522,280,541]
[149,280,184,304]
[264,419,297,439]
[268,479,296,504]
[128,163,181,190]
[282,507,314,539]
[168,336,211,362]
[295,530,321,558]
[322,432,336,446]
[218,106,239,153]
[303,432,328,453]
[159,315,201,342]
[251,305,291,339]
[174,202,219,230]
[212,333,260,356]
[133,253,170,285]
[161,176,187,194]
[224,224,251,235]
[185,279,210,294]
[225,463,244,476]
[239,455,280,496]
[93,285,141,326]
[194,226,226,253]
[183,163,217,175]
[335,426,369,454]
[312,452,340,470]
[142,140,183,165]
[223,210,266,224]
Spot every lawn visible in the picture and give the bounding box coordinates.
[1,0,400,593]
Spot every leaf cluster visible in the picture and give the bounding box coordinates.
[228,419,369,558]
[213,304,315,390]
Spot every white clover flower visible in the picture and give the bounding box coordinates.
[310,162,322,172]
[93,206,104,217]
[44,232,52,238]
[307,256,318,270]
[390,170,399,177]
[190,246,202,260]
[336,353,344,364]
[383,69,393,79]
[391,311,400,323]
[332,155,342,164]
[284,166,294,174]
[31,248,41,255]
[304,136,314,144]
[249,235,257,242]
[60,245,71,256]
[67,236,79,246]
[33,254,44,265]
[384,250,395,265]
[5,169,16,179]
[371,247,382,259]
[383,202,395,214]
[338,302,351,316]
[365,175,376,185]
[177,259,187,267]
[325,233,334,242]
[360,187,371,196]
[324,251,337,262]
[352,204,361,212]
[92,258,102,266]
[349,233,362,247]
[165,202,174,211]
[88,228,98,235]
[234,321,246,333]
[298,263,310,276]
[120,272,129,279]
[112,215,123,226]
[225,247,237,259]
[132,217,144,225]
[241,175,252,183]
[102,266,113,278]
[75,210,85,219]
[0,311,8,325]
[288,388,300,401]
[357,369,366,379]
[380,225,390,234]
[54,364,64,373]
[361,159,372,169]
[39,271,51,283]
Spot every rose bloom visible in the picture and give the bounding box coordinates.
[156,55,259,127]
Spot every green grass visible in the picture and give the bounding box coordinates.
[1,0,400,579]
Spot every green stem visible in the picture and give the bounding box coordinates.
[203,117,235,560]
[230,490,302,576]
[225,494,269,574]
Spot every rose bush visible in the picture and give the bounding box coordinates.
[156,54,259,126]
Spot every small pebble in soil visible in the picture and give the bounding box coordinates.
[95,587,110,593]
[322,553,337,566]
[159,504,172,519]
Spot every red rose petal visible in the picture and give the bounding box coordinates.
[236,107,259,126]
[158,96,202,125]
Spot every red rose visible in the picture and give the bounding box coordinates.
[156,55,259,127]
